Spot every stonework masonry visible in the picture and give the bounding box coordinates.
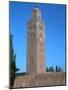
[13,72,66,88]
[11,7,66,89]
[27,7,45,75]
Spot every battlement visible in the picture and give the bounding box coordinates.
[13,72,66,88]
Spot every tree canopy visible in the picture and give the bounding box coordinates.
[46,65,63,72]
[10,34,19,87]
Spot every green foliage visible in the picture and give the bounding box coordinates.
[46,67,48,72]
[10,34,19,87]
[49,66,54,72]
[46,65,63,72]
[55,65,63,72]
[46,66,54,72]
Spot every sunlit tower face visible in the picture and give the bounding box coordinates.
[27,7,46,75]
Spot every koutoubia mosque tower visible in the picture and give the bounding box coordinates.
[12,5,65,89]
[13,5,65,88]
[27,6,46,75]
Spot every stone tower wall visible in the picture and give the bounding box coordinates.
[13,72,66,88]
[27,7,46,75]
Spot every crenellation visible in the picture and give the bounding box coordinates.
[13,72,66,88]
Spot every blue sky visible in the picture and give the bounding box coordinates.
[10,1,66,72]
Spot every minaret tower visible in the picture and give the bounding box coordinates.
[27,6,46,75]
